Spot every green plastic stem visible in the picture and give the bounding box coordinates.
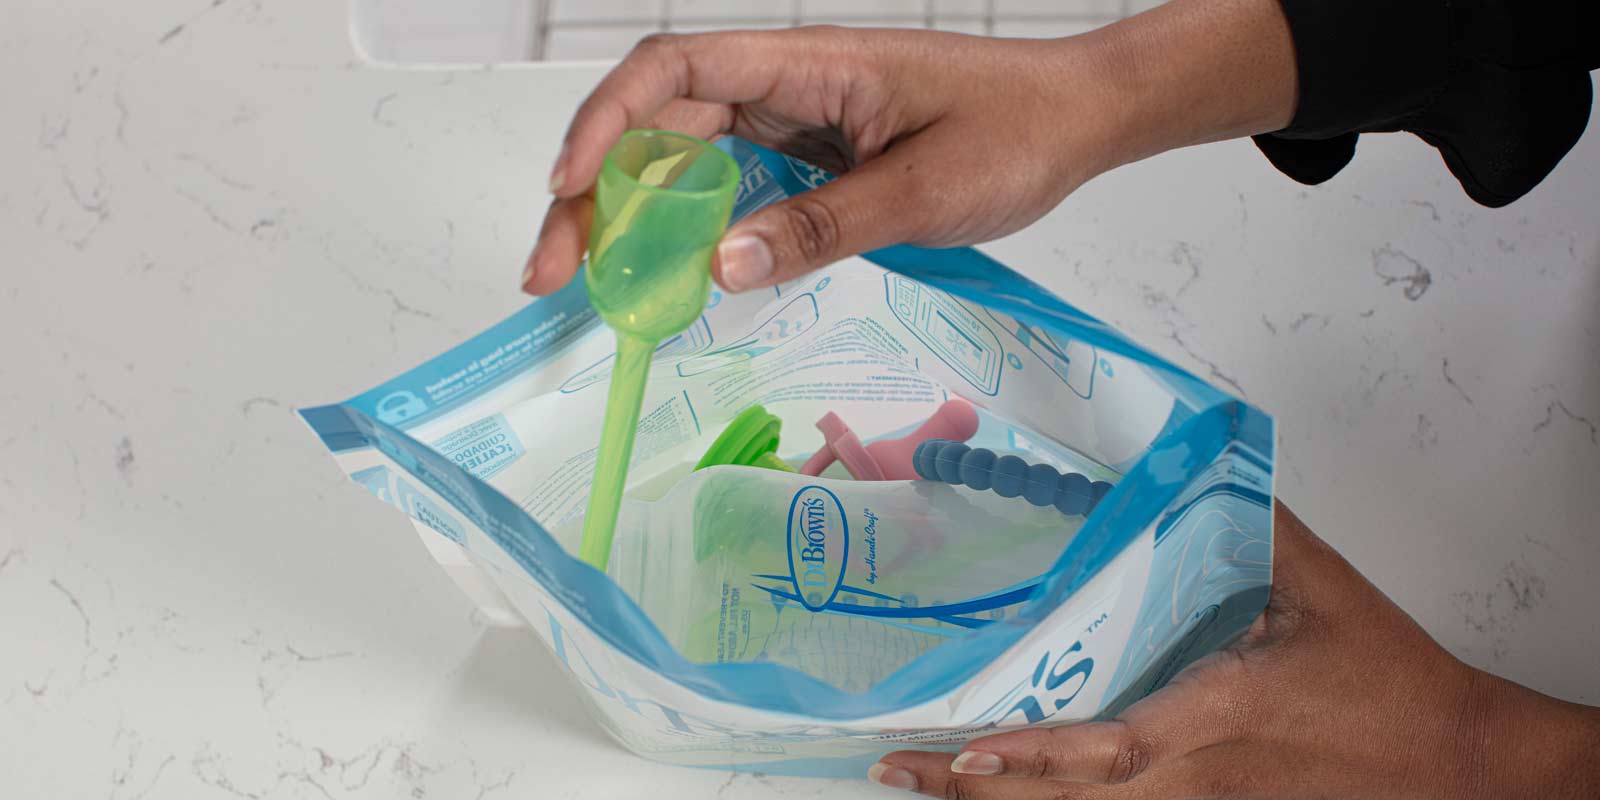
[578,333,655,570]
[576,129,738,573]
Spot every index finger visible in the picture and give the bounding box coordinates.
[550,30,796,198]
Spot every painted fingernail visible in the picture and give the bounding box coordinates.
[548,145,568,194]
[950,751,1003,775]
[718,235,773,291]
[867,763,918,791]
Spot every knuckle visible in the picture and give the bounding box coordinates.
[938,777,976,800]
[1106,736,1154,785]
[631,32,681,55]
[779,197,843,262]
[1017,756,1052,780]
[627,32,696,100]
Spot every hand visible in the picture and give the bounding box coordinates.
[870,503,1600,799]
[523,0,1300,296]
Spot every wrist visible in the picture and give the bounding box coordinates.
[1075,0,1298,170]
[1453,666,1600,799]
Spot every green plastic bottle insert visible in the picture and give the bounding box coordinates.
[577,130,740,571]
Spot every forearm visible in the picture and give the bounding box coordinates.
[1078,0,1299,170]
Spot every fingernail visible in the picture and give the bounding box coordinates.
[950,751,1003,776]
[718,235,773,291]
[548,145,568,194]
[867,763,917,791]
[521,259,535,289]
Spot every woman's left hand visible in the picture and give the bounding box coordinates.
[868,502,1600,799]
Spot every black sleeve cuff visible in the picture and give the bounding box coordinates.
[1255,0,1594,207]
[1251,132,1357,187]
[1274,0,1455,137]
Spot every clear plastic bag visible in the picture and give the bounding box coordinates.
[301,138,1275,777]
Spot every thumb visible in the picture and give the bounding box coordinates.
[944,649,1254,784]
[711,142,938,292]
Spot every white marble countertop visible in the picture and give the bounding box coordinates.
[4,1,1596,797]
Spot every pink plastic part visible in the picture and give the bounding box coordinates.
[798,399,979,481]
[797,445,835,477]
[868,398,980,480]
[798,412,885,480]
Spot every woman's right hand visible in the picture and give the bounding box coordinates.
[522,0,1298,297]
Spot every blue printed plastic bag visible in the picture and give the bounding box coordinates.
[301,138,1274,778]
